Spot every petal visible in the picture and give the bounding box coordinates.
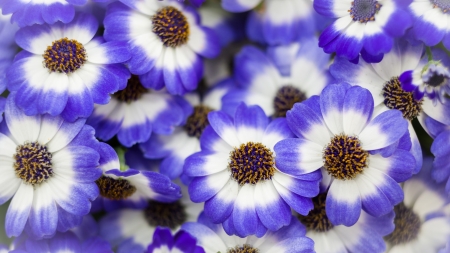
[207,111,240,147]
[6,183,33,237]
[342,86,374,135]
[204,179,239,223]
[234,103,268,143]
[326,179,361,226]
[254,181,291,231]
[233,184,259,237]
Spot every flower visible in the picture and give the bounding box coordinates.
[274,83,415,226]
[184,103,321,237]
[182,212,315,253]
[7,13,131,122]
[140,81,233,183]
[0,14,19,95]
[146,227,203,253]
[0,94,102,238]
[103,0,220,95]
[384,161,450,252]
[314,0,412,62]
[223,39,332,118]
[87,75,187,147]
[91,143,182,212]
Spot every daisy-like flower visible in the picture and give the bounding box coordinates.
[409,0,450,50]
[329,39,448,173]
[87,75,187,147]
[399,48,450,104]
[223,39,332,118]
[0,0,108,27]
[91,143,182,212]
[274,83,415,226]
[7,13,131,122]
[103,0,220,95]
[140,81,233,183]
[182,212,315,253]
[383,161,450,252]
[184,103,321,237]
[314,0,412,62]
[0,94,102,238]
[297,191,394,253]
[146,227,204,253]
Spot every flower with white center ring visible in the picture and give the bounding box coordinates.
[315,0,412,62]
[103,0,220,95]
[6,13,131,122]
[184,103,321,237]
[0,94,102,239]
[274,83,415,226]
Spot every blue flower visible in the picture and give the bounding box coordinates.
[0,0,109,27]
[182,212,315,253]
[315,0,412,62]
[146,227,203,253]
[7,13,131,122]
[103,0,220,95]
[0,14,19,96]
[275,84,414,226]
[223,39,332,117]
[0,94,102,239]
[184,103,321,237]
[140,82,233,183]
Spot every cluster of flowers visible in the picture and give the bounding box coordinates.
[0,0,449,252]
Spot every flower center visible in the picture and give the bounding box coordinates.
[348,0,382,23]
[384,202,421,245]
[43,38,87,74]
[227,245,259,253]
[432,0,450,13]
[144,200,187,229]
[382,77,423,121]
[184,105,213,138]
[95,176,136,200]
[152,6,190,48]
[273,85,306,118]
[422,64,450,88]
[323,135,368,180]
[297,192,333,232]
[14,142,53,185]
[229,142,275,185]
[114,75,148,103]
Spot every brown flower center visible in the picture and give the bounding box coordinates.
[385,202,421,245]
[14,142,53,185]
[382,77,423,121]
[152,6,190,48]
[273,85,306,118]
[227,245,259,253]
[184,105,213,138]
[43,38,87,74]
[298,192,333,232]
[114,75,148,103]
[144,200,187,229]
[95,176,137,200]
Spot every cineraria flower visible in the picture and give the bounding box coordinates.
[409,0,450,50]
[146,227,204,253]
[182,212,315,253]
[314,0,412,62]
[0,14,19,95]
[297,191,394,253]
[91,143,182,212]
[103,0,220,95]
[329,39,446,173]
[223,39,332,118]
[0,95,102,238]
[140,81,233,183]
[99,181,202,253]
[7,13,131,122]
[383,162,450,252]
[87,75,187,147]
[275,84,414,226]
[185,103,321,237]
[0,0,108,27]
[12,231,113,253]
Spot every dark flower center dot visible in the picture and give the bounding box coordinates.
[114,75,148,103]
[95,176,136,200]
[323,135,368,180]
[432,0,450,13]
[144,200,187,229]
[297,192,333,232]
[382,77,423,121]
[348,0,382,23]
[425,71,448,87]
[184,105,213,138]
[273,85,306,118]
[385,202,421,245]
[227,245,259,253]
[152,6,190,48]
[229,142,275,185]
[14,142,53,185]
[43,38,87,74]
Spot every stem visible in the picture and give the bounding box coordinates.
[115,146,129,172]
[426,46,433,61]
